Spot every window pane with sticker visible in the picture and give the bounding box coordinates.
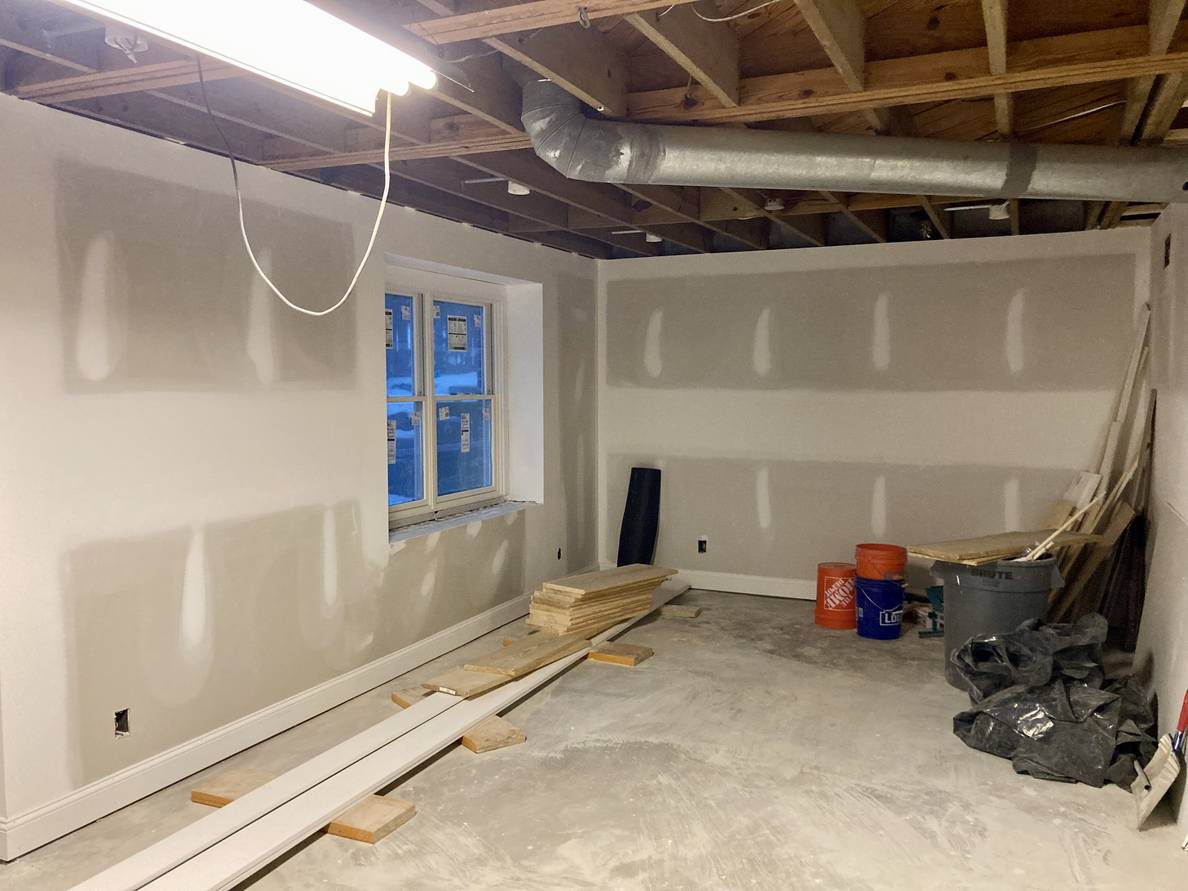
[435,398,493,496]
[387,401,424,505]
[385,293,416,397]
[432,300,485,396]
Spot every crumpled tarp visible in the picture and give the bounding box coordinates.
[950,613,1156,787]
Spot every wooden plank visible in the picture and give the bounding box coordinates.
[488,24,628,116]
[463,632,588,678]
[391,685,433,709]
[980,0,1012,137]
[266,131,533,172]
[75,693,457,889]
[191,769,415,844]
[909,530,1103,564]
[407,0,700,44]
[659,604,702,618]
[131,580,689,889]
[588,642,654,666]
[1115,0,1188,142]
[625,6,741,107]
[544,564,678,596]
[460,715,526,753]
[625,22,1188,125]
[421,667,508,698]
[14,59,240,103]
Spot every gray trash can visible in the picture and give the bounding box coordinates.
[932,558,1064,688]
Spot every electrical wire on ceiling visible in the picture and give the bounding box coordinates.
[195,56,392,317]
[691,0,786,23]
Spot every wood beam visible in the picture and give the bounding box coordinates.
[1008,198,1021,235]
[486,25,627,116]
[13,58,239,102]
[710,187,827,246]
[267,130,533,171]
[918,196,952,239]
[407,0,699,44]
[1115,0,1188,143]
[980,0,1012,137]
[627,22,1188,125]
[791,0,888,132]
[624,183,761,250]
[624,5,740,108]
[820,191,886,242]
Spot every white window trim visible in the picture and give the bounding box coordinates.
[388,289,507,529]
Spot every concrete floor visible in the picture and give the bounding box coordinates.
[2,590,1184,889]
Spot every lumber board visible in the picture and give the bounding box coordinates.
[588,643,654,666]
[74,694,457,890]
[191,769,415,844]
[421,668,508,698]
[462,632,588,678]
[460,715,526,753]
[137,580,690,889]
[908,529,1102,564]
[391,686,433,709]
[526,612,648,638]
[658,605,702,618]
[543,564,677,597]
[407,0,698,44]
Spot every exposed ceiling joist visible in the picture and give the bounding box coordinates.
[624,5,741,108]
[979,0,1012,137]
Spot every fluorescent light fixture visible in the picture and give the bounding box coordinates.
[60,0,437,114]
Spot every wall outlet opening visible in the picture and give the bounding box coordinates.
[556,547,562,560]
[114,708,130,737]
[697,536,708,554]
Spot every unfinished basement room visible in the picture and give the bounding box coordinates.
[4,0,1188,888]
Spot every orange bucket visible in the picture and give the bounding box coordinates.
[815,562,857,629]
[855,543,907,581]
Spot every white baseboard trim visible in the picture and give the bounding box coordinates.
[0,590,539,861]
[677,569,816,600]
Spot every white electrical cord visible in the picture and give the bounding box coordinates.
[196,57,392,317]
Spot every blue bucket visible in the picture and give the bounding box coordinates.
[856,577,904,640]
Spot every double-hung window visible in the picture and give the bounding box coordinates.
[386,291,500,527]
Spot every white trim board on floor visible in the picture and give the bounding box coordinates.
[83,580,690,890]
[0,590,540,863]
[598,565,815,601]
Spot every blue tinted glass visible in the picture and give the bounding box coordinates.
[385,294,416,397]
[387,401,424,506]
[435,398,493,496]
[433,300,484,396]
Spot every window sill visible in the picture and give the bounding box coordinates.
[388,500,533,548]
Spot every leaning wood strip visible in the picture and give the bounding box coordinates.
[140,580,690,889]
[463,632,587,678]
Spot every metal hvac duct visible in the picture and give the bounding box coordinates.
[521,80,1188,204]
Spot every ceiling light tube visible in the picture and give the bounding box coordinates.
[58,0,436,114]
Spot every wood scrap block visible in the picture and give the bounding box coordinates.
[422,667,507,698]
[502,630,540,647]
[908,529,1101,565]
[391,685,432,709]
[190,767,274,807]
[327,796,416,844]
[463,631,587,678]
[659,605,701,619]
[588,642,654,666]
[460,715,526,753]
[191,769,415,844]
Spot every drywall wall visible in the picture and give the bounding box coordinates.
[598,231,1148,593]
[0,93,597,853]
[1135,205,1188,830]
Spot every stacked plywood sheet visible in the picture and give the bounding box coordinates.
[526,564,677,636]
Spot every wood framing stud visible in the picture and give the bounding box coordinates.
[980,0,1012,137]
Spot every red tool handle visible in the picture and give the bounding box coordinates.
[1179,690,1188,734]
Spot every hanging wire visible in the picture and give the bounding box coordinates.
[195,57,392,317]
[693,0,786,23]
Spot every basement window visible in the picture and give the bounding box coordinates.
[386,290,502,528]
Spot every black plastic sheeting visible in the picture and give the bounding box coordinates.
[950,613,1156,787]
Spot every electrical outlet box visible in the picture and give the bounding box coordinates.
[114,708,130,737]
[697,536,708,554]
